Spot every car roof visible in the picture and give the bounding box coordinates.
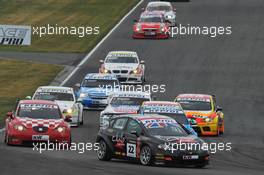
[141,11,163,18]
[117,114,173,121]
[19,100,57,105]
[111,91,151,98]
[147,1,171,7]
[176,94,212,100]
[107,51,138,57]
[84,73,117,80]
[36,86,73,92]
[142,101,181,106]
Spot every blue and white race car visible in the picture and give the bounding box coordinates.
[139,101,197,136]
[75,73,120,109]
[100,91,151,128]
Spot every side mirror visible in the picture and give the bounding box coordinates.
[64,115,72,122]
[25,96,32,99]
[133,19,138,23]
[141,7,145,11]
[173,8,176,11]
[75,83,81,88]
[130,130,139,137]
[6,112,14,119]
[216,106,222,112]
[140,60,145,64]
[99,60,104,64]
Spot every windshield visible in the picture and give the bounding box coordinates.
[147,5,172,12]
[143,112,188,125]
[142,119,188,136]
[34,92,74,101]
[110,97,149,106]
[106,56,138,63]
[82,79,119,88]
[140,16,162,23]
[17,104,61,119]
[178,101,212,111]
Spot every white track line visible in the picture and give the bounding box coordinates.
[60,0,144,86]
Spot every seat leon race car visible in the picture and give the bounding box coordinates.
[76,73,120,109]
[96,114,209,167]
[139,101,197,136]
[133,12,170,39]
[100,91,151,128]
[99,51,146,84]
[175,94,224,136]
[5,100,71,145]
[144,1,176,26]
[31,86,83,126]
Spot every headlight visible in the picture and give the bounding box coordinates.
[133,69,138,74]
[67,108,73,114]
[204,117,212,122]
[80,93,88,98]
[166,15,174,19]
[158,143,171,151]
[103,68,110,73]
[135,24,141,32]
[14,124,25,131]
[57,126,66,133]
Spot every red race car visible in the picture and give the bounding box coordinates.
[4,100,71,146]
[133,11,170,39]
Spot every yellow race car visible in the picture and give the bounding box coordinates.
[175,94,224,136]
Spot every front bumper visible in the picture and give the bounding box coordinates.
[6,129,71,146]
[78,97,108,109]
[192,122,218,136]
[115,74,143,84]
[133,32,169,39]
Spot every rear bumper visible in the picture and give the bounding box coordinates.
[79,98,108,109]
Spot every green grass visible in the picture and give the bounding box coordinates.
[0,59,62,122]
[0,0,139,53]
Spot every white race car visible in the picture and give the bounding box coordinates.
[99,51,146,84]
[30,86,84,127]
[144,1,176,26]
[100,91,151,128]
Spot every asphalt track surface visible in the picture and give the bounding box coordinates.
[1,0,264,174]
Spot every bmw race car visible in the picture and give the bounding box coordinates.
[99,51,146,84]
[100,91,151,128]
[144,1,176,26]
[139,101,197,136]
[175,94,224,136]
[31,86,83,126]
[96,114,209,167]
[5,100,71,145]
[75,73,120,109]
[133,11,170,39]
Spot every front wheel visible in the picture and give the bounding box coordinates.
[140,146,153,166]
[4,132,9,145]
[97,140,112,161]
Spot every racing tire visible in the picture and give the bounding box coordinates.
[196,163,207,168]
[139,145,153,166]
[219,122,224,134]
[4,133,9,145]
[80,111,84,126]
[97,140,112,161]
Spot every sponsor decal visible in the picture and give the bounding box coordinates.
[0,25,31,45]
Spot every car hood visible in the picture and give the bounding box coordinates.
[184,110,213,118]
[16,117,64,129]
[153,135,201,144]
[104,63,139,71]
[140,23,161,29]
[102,105,140,114]
[54,100,75,111]
[80,87,114,96]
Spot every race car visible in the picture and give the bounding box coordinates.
[99,51,146,84]
[133,11,170,39]
[75,73,120,109]
[31,86,83,126]
[96,114,209,167]
[175,94,224,136]
[100,91,151,128]
[5,100,71,145]
[139,101,197,136]
[144,1,176,26]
